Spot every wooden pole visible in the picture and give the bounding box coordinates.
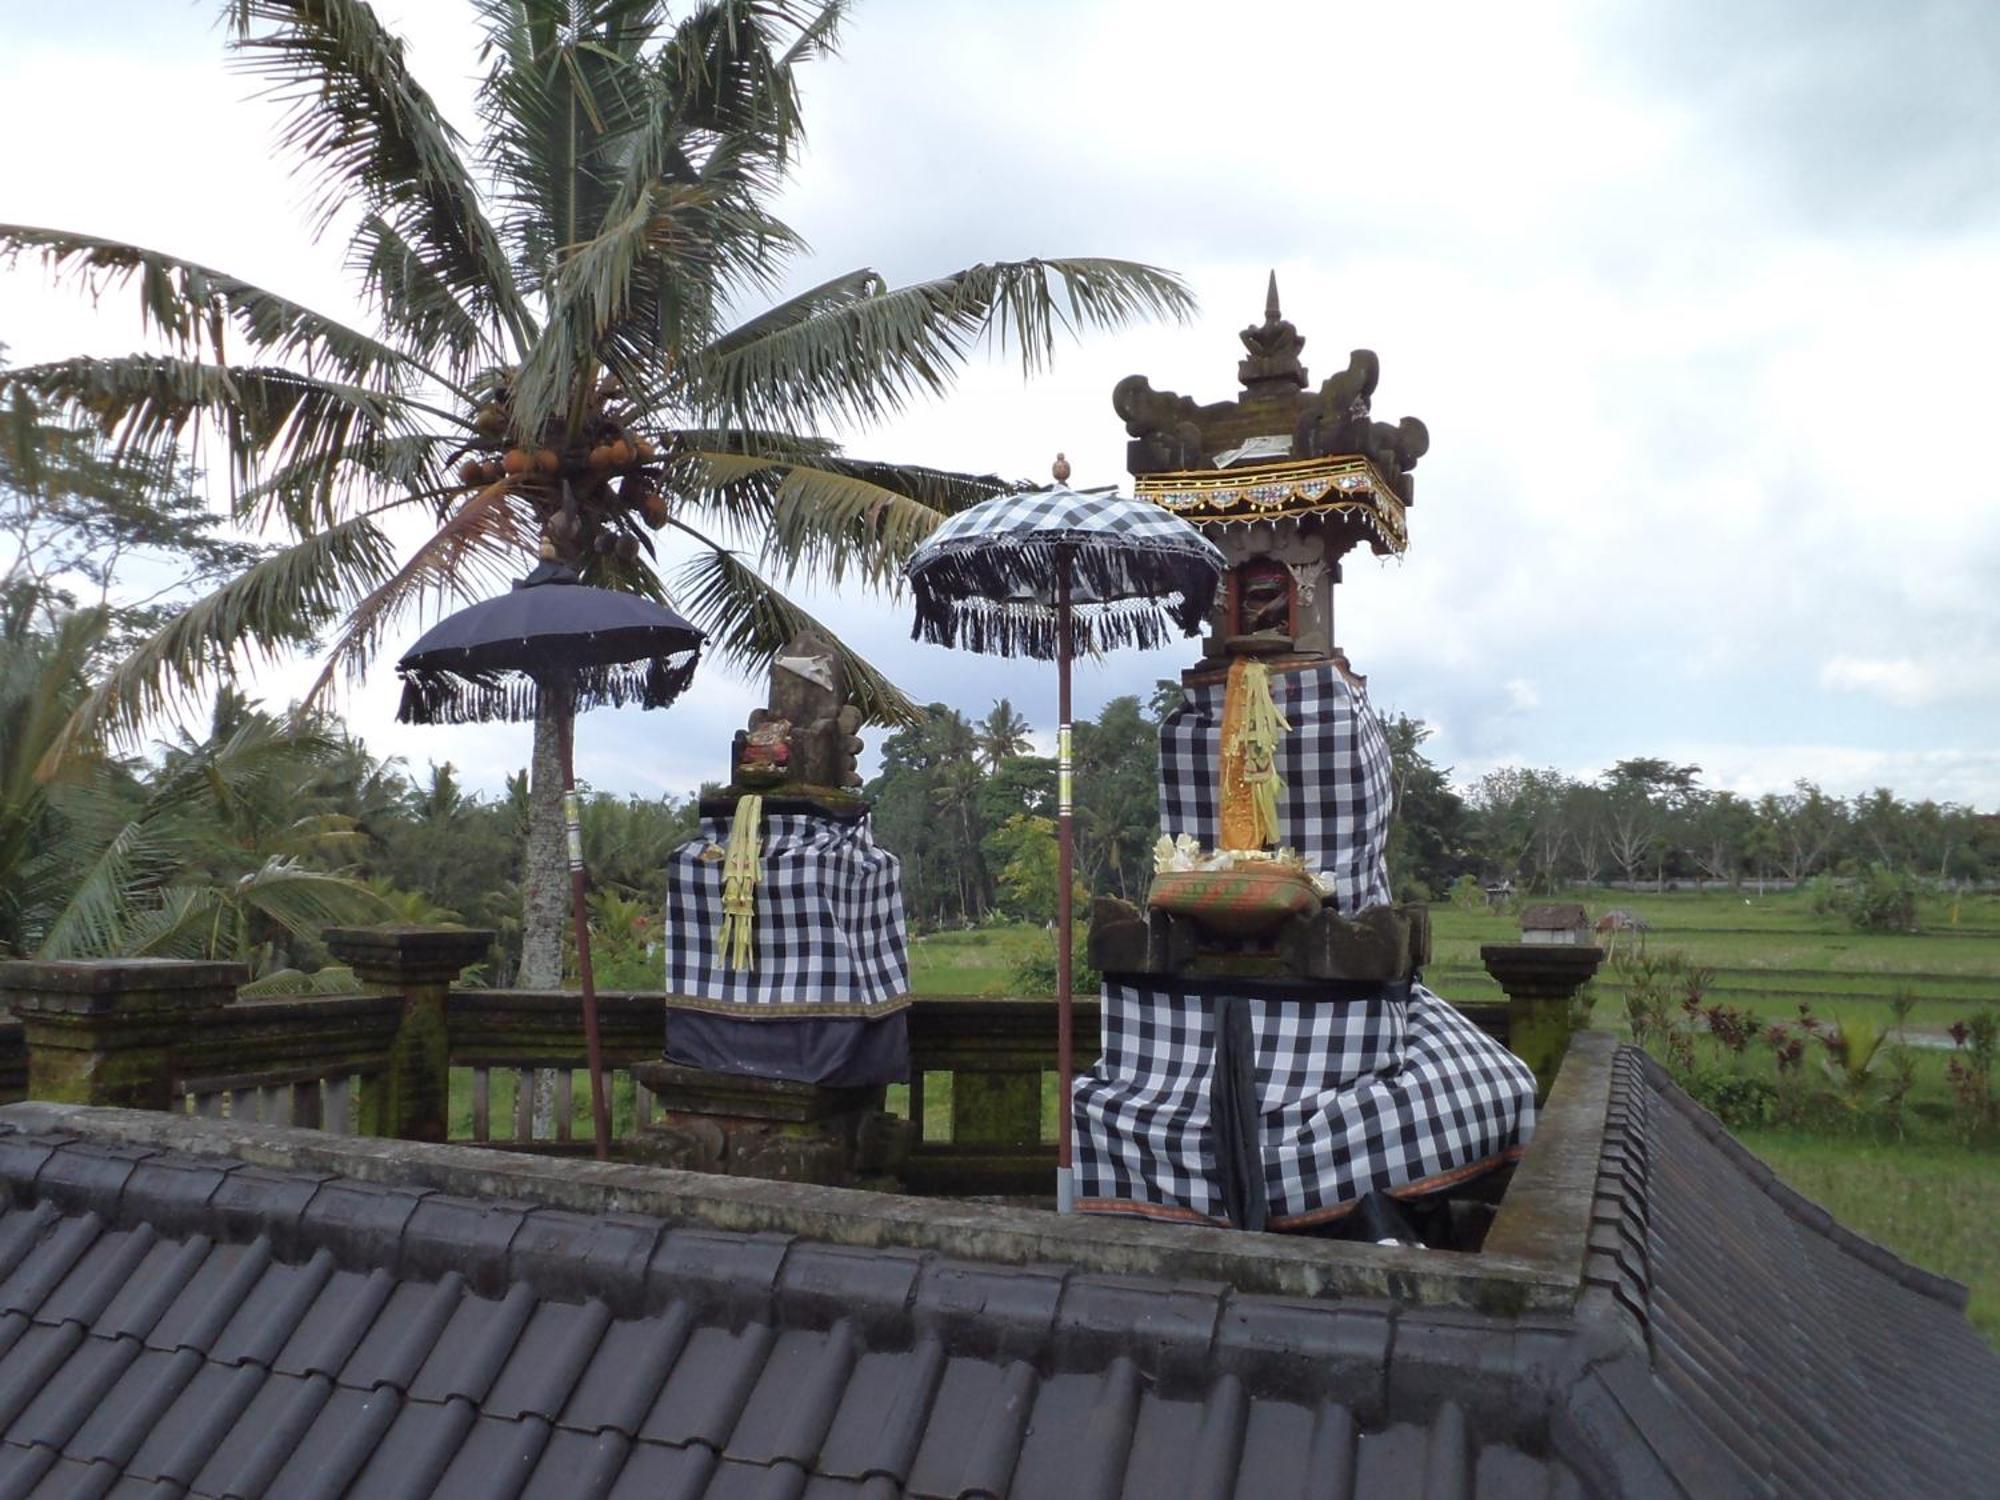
[1056,557,1076,1212]
[558,701,613,1159]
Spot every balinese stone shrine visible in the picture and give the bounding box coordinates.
[0,286,1992,1496]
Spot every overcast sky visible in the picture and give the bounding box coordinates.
[3,0,1997,807]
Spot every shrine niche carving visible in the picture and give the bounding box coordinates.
[1114,275,1430,668]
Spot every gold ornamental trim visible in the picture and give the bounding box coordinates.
[1133,454,1407,553]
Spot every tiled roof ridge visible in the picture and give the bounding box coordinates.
[0,1119,1603,1446]
[1626,1049,1971,1311]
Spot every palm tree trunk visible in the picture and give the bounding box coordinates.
[516,709,567,1138]
[517,710,568,987]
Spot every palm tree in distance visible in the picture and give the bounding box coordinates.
[975,698,1034,774]
[0,0,1191,982]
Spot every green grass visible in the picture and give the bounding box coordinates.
[1737,1131,2000,1347]
[908,924,1048,995]
[1428,888,2000,1038]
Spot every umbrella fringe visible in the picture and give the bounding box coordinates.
[395,651,701,724]
[910,593,1193,660]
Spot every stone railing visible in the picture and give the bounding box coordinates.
[0,926,1105,1195]
[0,924,1548,1196]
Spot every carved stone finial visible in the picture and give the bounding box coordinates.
[1052,452,1072,484]
[1238,277,1308,394]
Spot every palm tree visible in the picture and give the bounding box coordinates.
[0,598,385,964]
[0,0,1191,982]
[975,697,1033,774]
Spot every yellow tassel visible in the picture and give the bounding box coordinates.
[718,793,763,970]
[1220,658,1291,850]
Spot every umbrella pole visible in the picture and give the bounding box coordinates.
[1056,561,1076,1213]
[558,702,613,1160]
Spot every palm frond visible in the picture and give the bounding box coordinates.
[225,857,392,942]
[671,535,918,725]
[227,0,534,357]
[0,224,436,392]
[676,450,953,585]
[4,355,437,510]
[699,257,1194,430]
[33,813,177,959]
[301,478,539,703]
[349,214,502,370]
[237,964,360,997]
[41,515,398,770]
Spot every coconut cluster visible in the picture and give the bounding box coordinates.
[454,373,670,566]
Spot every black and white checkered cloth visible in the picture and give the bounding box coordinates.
[664,811,910,1016]
[1072,981,1537,1226]
[1157,661,1393,912]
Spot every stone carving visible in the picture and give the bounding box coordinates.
[1111,278,1427,502]
[730,630,865,793]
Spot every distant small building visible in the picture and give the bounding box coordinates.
[1482,878,1514,908]
[1520,902,1590,945]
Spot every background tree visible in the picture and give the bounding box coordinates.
[974,698,1033,774]
[0,0,1190,985]
[1380,712,1469,898]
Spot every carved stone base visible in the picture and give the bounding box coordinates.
[626,1059,912,1187]
[1090,897,1431,984]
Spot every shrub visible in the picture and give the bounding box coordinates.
[1815,864,1922,933]
[1684,1070,1779,1129]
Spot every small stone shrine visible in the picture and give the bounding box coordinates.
[1075,282,1538,1233]
[641,632,912,1183]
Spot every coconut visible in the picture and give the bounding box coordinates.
[588,444,614,471]
[458,458,485,486]
[634,436,657,461]
[614,534,641,563]
[606,438,635,467]
[473,405,506,436]
[502,448,532,476]
[535,448,560,475]
[640,492,670,530]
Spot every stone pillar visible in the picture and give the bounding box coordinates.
[325,925,493,1142]
[1478,944,1604,1102]
[0,959,240,1110]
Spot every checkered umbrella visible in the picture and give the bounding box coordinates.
[903,477,1225,1212]
[396,557,703,1159]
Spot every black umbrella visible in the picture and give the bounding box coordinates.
[903,471,1225,1210]
[397,558,702,1158]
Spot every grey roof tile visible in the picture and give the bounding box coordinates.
[185,1368,329,1499]
[345,1395,480,1500]
[409,1282,537,1405]
[646,1228,792,1319]
[261,1383,400,1500]
[814,1338,944,1484]
[430,1412,556,1500]
[35,1224,157,1328]
[401,1194,529,1295]
[95,1237,210,1343]
[482,1298,612,1422]
[7,1332,139,1450]
[901,1354,1011,1499]
[141,1239,272,1355]
[295,1179,426,1268]
[555,1303,689,1437]
[776,1245,922,1334]
[0,1213,102,1319]
[726,1321,857,1468]
[1008,1363,1138,1500]
[575,1431,714,1500]
[909,1259,1066,1359]
[336,1274,464,1391]
[0,1044,1995,1499]
[509,1210,661,1307]
[271,1266,395,1378]
[638,1320,775,1449]
[209,1248,335,1368]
